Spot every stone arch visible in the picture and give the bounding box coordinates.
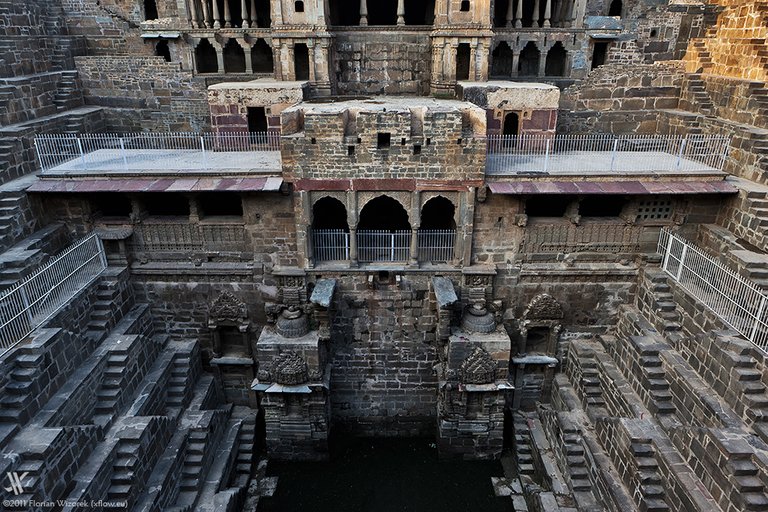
[545,41,567,76]
[312,196,349,230]
[524,293,563,320]
[251,38,274,73]
[357,194,411,230]
[155,40,171,62]
[518,41,540,76]
[420,196,456,230]
[223,39,246,73]
[195,38,218,73]
[491,41,514,78]
[608,0,622,16]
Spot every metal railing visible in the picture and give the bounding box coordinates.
[35,132,281,172]
[418,229,456,262]
[658,228,768,352]
[0,234,107,355]
[358,230,411,263]
[312,229,350,262]
[486,134,730,174]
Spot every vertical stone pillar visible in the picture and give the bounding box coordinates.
[281,42,292,80]
[213,0,222,28]
[188,195,200,222]
[460,189,475,265]
[250,0,258,26]
[213,41,225,72]
[505,0,515,27]
[476,41,489,81]
[543,0,551,27]
[359,0,368,25]
[190,0,200,28]
[224,0,232,27]
[397,0,405,25]
[409,191,421,266]
[241,0,249,27]
[243,40,254,73]
[298,190,313,267]
[272,0,284,25]
[307,42,317,82]
[448,43,458,81]
[347,191,358,267]
[515,0,523,28]
[469,42,477,81]
[511,49,520,76]
[538,46,548,76]
[533,0,540,27]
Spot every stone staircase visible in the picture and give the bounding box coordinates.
[53,70,83,112]
[108,437,140,502]
[513,413,535,476]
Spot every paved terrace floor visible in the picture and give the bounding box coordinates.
[39,149,282,177]
[486,151,726,178]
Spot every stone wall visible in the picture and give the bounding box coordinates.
[333,30,432,96]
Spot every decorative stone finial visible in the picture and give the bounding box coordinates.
[460,303,496,333]
[276,305,310,338]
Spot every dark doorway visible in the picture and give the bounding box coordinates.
[579,195,625,217]
[608,0,622,16]
[494,0,510,26]
[143,194,190,217]
[252,39,274,73]
[195,38,218,73]
[518,41,540,76]
[404,0,435,25]
[420,197,456,230]
[456,43,471,81]
[545,42,567,76]
[199,192,243,218]
[525,195,572,217]
[591,41,609,69]
[491,42,514,78]
[223,39,246,73]
[144,0,158,20]
[367,0,398,25]
[91,194,131,218]
[358,196,410,230]
[248,107,268,133]
[155,40,171,62]
[312,197,349,230]
[294,43,310,80]
[329,0,360,25]
[503,112,519,136]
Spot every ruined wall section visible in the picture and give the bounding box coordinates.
[333,30,432,96]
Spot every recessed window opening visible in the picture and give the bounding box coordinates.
[526,327,549,352]
[92,194,131,218]
[591,41,609,69]
[348,145,355,156]
[377,132,391,149]
[608,0,622,16]
[379,270,390,281]
[248,107,268,132]
[420,196,456,230]
[312,197,349,230]
[195,38,218,73]
[295,0,305,12]
[155,40,171,62]
[579,195,625,217]
[525,195,572,217]
[294,43,310,80]
[286,395,302,416]
[413,144,422,155]
[456,43,471,80]
[460,0,470,11]
[223,39,246,73]
[358,196,411,231]
[143,194,190,216]
[367,0,398,25]
[503,112,519,136]
[251,39,274,73]
[650,28,658,37]
[199,192,243,217]
[219,326,245,356]
[144,0,158,20]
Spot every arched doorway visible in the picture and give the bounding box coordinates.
[312,197,350,261]
[545,42,567,76]
[357,196,411,262]
[155,40,171,62]
[503,112,519,136]
[223,39,246,73]
[491,42,514,78]
[419,196,456,262]
[608,0,622,16]
[195,38,218,73]
[518,41,540,76]
[251,39,274,73]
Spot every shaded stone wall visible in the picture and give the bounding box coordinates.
[333,30,432,96]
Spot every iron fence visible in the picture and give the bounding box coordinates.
[0,233,107,355]
[35,132,281,172]
[312,229,350,262]
[357,230,411,263]
[486,134,730,174]
[658,228,768,352]
[418,230,456,262]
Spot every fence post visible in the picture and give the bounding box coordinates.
[543,139,550,173]
[96,235,108,269]
[661,230,674,273]
[200,136,207,166]
[676,243,688,281]
[676,137,687,170]
[390,233,395,261]
[751,296,767,345]
[610,138,618,172]
[19,284,34,326]
[76,137,86,169]
[34,139,44,171]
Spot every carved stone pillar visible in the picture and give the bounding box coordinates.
[202,0,212,27]
[515,0,523,28]
[241,0,249,27]
[213,0,221,28]
[397,0,405,25]
[307,42,317,82]
[213,40,225,72]
[224,0,232,27]
[538,47,548,76]
[533,0,540,26]
[511,50,520,76]
[243,40,253,73]
[250,0,257,26]
[190,0,200,28]
[543,0,551,27]
[469,43,477,81]
[359,0,368,25]
[505,0,515,26]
